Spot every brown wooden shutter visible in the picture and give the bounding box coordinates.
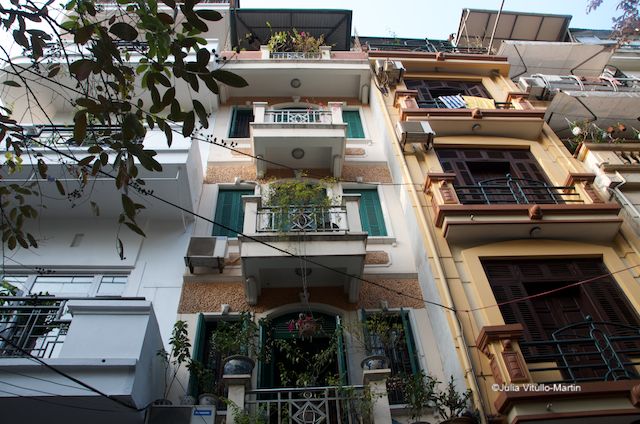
[436,149,474,186]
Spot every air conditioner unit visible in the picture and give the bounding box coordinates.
[184,236,228,274]
[146,406,215,424]
[517,76,547,100]
[395,121,435,149]
[375,59,404,86]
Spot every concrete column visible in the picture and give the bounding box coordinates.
[363,369,392,424]
[327,101,344,124]
[342,194,362,232]
[223,374,251,424]
[259,45,270,59]
[320,45,331,60]
[241,195,261,235]
[252,102,267,123]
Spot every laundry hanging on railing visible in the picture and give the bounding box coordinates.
[462,95,496,109]
[436,94,466,108]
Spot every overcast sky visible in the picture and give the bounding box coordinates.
[240,0,620,39]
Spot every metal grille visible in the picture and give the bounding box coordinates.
[0,297,69,358]
[521,318,640,383]
[455,175,580,205]
[270,52,322,60]
[245,386,370,424]
[264,110,332,124]
[257,206,348,233]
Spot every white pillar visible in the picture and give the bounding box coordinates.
[260,45,270,59]
[320,45,331,60]
[363,369,393,424]
[342,193,362,232]
[252,102,267,123]
[223,374,251,424]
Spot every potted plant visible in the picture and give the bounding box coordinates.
[265,23,326,54]
[287,313,321,339]
[348,312,403,370]
[210,312,259,375]
[187,360,218,405]
[403,373,474,424]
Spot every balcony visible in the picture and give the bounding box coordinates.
[478,321,640,422]
[424,172,622,244]
[238,194,367,304]
[394,90,544,141]
[0,296,164,424]
[250,102,347,178]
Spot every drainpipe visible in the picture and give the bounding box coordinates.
[374,88,487,423]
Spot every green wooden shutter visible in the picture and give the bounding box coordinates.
[400,309,419,374]
[188,313,206,396]
[213,190,253,237]
[342,110,365,138]
[335,315,347,385]
[344,189,387,236]
[229,108,253,138]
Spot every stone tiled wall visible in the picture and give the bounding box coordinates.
[205,164,257,183]
[342,163,392,183]
[178,278,423,313]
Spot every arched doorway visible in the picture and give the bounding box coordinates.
[258,311,346,388]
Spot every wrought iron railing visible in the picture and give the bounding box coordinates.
[264,110,332,124]
[22,124,120,146]
[270,52,322,60]
[244,385,370,424]
[454,175,581,205]
[256,206,348,233]
[0,296,70,359]
[521,317,640,383]
[416,99,512,109]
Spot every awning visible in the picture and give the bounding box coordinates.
[456,9,571,52]
[230,9,352,51]
[545,91,640,138]
[498,41,614,79]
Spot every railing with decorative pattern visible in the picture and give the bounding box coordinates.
[454,175,581,205]
[416,99,513,109]
[263,110,333,124]
[270,52,322,60]
[244,385,369,424]
[520,318,640,383]
[256,206,348,233]
[0,296,70,359]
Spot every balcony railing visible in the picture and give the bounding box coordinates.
[455,175,581,205]
[520,318,640,383]
[244,385,369,424]
[263,110,333,124]
[270,52,322,60]
[0,296,70,359]
[416,99,513,109]
[256,206,348,233]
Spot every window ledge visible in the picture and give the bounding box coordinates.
[367,236,396,245]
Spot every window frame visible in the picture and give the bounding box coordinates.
[212,187,256,238]
[1,273,129,297]
[342,185,393,242]
[228,107,254,139]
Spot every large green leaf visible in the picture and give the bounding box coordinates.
[211,70,248,88]
[109,22,138,41]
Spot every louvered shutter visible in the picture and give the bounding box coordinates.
[483,262,549,357]
[344,189,387,236]
[229,108,253,138]
[342,110,365,138]
[213,190,253,237]
[188,313,206,396]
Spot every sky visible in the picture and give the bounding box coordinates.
[240,0,621,39]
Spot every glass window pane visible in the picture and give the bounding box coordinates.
[98,276,127,295]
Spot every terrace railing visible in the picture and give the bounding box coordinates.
[256,206,348,233]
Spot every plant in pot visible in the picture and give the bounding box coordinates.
[265,23,326,54]
[347,312,404,370]
[210,312,259,376]
[403,373,474,424]
[156,320,192,405]
[187,360,218,405]
[263,178,336,233]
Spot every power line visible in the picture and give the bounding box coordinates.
[0,367,94,393]
[24,136,449,310]
[0,386,131,414]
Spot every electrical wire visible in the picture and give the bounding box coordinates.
[0,387,134,413]
[0,367,94,392]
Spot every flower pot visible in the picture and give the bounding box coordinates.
[360,355,389,370]
[180,395,196,405]
[198,393,217,405]
[223,355,255,375]
[299,320,318,338]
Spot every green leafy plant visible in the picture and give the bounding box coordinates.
[433,376,473,421]
[265,23,326,53]
[402,372,472,423]
[157,320,192,400]
[210,312,260,359]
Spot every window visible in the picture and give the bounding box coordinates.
[342,110,365,138]
[213,189,254,237]
[436,149,559,205]
[405,79,490,109]
[362,310,419,404]
[1,274,127,297]
[484,259,640,381]
[343,189,387,236]
[228,108,253,138]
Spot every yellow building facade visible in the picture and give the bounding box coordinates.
[370,50,640,423]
